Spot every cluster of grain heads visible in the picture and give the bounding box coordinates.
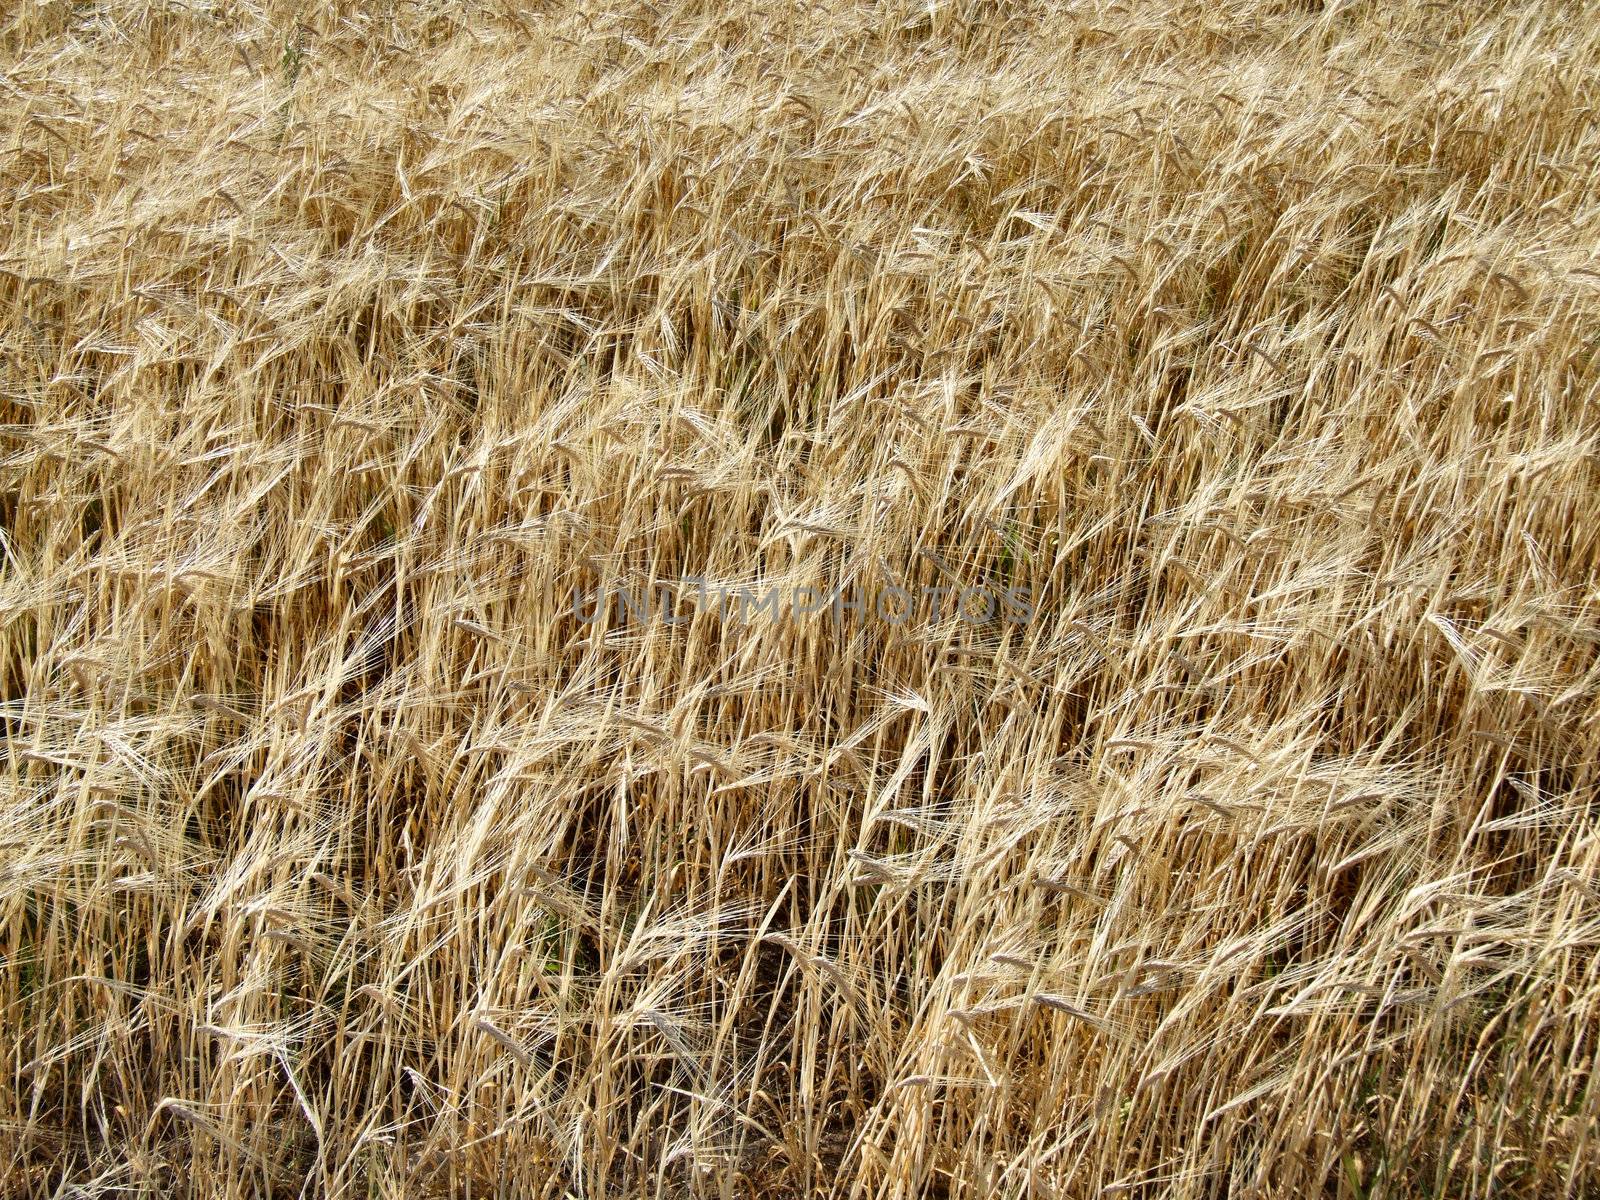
[1,0,1598,1197]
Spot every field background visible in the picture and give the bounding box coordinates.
[2,0,1599,1196]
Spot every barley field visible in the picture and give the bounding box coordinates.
[2,0,1599,1196]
